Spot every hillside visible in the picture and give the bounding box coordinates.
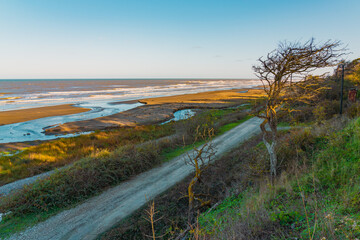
[99,59,360,239]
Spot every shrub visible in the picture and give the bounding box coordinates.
[0,125,173,185]
[0,140,165,216]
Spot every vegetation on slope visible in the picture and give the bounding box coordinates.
[196,61,360,239]
[199,117,360,239]
[0,125,173,185]
[99,60,360,239]
[2,59,360,239]
[0,106,250,238]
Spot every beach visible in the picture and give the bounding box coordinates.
[0,79,264,147]
[45,88,265,135]
[0,104,90,125]
[138,88,265,105]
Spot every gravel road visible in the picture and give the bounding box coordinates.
[8,117,263,240]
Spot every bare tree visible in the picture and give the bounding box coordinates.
[143,200,164,239]
[253,38,344,178]
[185,126,216,224]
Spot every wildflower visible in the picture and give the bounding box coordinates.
[352,222,357,229]
[325,213,334,220]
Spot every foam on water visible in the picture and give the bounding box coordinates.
[0,79,261,111]
[0,79,261,143]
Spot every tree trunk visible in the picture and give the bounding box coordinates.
[263,138,277,177]
[187,177,197,224]
[261,118,278,178]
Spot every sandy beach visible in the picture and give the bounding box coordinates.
[139,88,265,105]
[0,104,91,126]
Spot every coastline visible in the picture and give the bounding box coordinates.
[0,104,91,125]
[138,88,264,105]
[0,88,265,151]
[45,88,265,135]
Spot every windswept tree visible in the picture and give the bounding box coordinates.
[253,38,344,177]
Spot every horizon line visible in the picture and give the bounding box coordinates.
[0,78,258,81]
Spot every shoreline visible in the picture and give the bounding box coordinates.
[45,88,264,135]
[138,88,263,105]
[0,88,265,151]
[0,104,91,125]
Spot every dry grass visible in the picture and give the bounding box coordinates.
[0,125,173,185]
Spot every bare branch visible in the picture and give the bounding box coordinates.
[252,38,345,178]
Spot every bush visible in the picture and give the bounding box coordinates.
[0,125,173,185]
[199,117,360,240]
[345,101,360,118]
[0,140,165,216]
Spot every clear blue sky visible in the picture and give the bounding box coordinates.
[0,0,359,79]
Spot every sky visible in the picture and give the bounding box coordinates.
[0,0,359,79]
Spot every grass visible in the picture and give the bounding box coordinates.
[160,141,204,162]
[160,115,252,162]
[98,76,360,239]
[0,141,166,238]
[0,208,60,238]
[217,115,252,135]
[0,107,251,238]
[98,125,265,240]
[198,117,360,239]
[0,125,173,185]
[0,107,249,186]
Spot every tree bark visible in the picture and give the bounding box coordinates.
[263,136,277,177]
[261,118,278,178]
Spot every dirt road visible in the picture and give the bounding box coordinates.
[9,117,263,240]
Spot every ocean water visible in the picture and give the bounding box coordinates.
[0,79,260,111]
[0,79,260,143]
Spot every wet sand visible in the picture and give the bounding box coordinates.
[0,104,91,125]
[45,88,265,135]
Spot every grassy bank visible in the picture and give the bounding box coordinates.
[98,117,360,240]
[99,63,360,239]
[199,117,360,239]
[98,130,265,239]
[0,125,173,185]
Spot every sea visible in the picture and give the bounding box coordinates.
[0,79,261,144]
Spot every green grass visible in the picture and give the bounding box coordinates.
[217,115,252,135]
[199,193,246,235]
[160,141,205,162]
[161,113,252,162]
[199,117,360,239]
[0,208,61,239]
